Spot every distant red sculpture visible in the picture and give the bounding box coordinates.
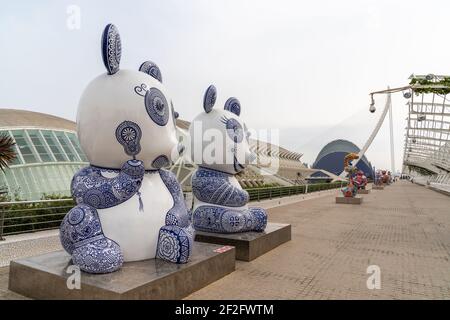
[354,170,368,190]
[381,170,390,184]
[341,153,359,198]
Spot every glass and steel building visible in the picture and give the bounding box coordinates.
[0,109,88,200]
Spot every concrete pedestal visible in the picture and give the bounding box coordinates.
[372,186,384,190]
[335,196,363,204]
[357,189,370,194]
[8,242,235,300]
[195,223,291,261]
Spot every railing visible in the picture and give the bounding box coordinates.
[0,199,75,239]
[0,182,345,239]
[246,181,343,202]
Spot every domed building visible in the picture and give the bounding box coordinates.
[312,139,374,179]
[0,109,88,200]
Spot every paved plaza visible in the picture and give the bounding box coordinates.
[2,181,450,299]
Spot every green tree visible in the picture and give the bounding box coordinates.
[0,132,16,239]
[0,132,16,172]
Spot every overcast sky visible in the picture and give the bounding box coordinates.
[1,0,449,171]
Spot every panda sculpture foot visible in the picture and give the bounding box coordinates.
[192,205,268,234]
[72,238,123,274]
[60,204,124,274]
[156,225,194,264]
[249,207,268,232]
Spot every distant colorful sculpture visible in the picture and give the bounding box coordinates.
[381,170,390,184]
[189,85,267,233]
[341,153,359,198]
[59,24,193,274]
[374,170,382,186]
[374,169,391,186]
[354,170,368,190]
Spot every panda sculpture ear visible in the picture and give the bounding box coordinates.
[101,24,121,75]
[203,85,217,113]
[139,61,163,82]
[224,97,241,116]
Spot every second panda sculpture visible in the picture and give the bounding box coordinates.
[189,85,268,233]
[59,24,194,274]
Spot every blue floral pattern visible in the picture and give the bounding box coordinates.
[115,121,142,156]
[60,204,123,273]
[220,116,244,143]
[203,85,217,113]
[72,237,123,274]
[145,87,169,126]
[152,155,170,169]
[71,160,145,209]
[192,165,267,233]
[156,225,192,264]
[159,169,190,227]
[134,83,148,97]
[101,24,121,75]
[224,97,241,116]
[156,169,194,264]
[192,168,249,207]
[193,205,267,233]
[139,61,162,82]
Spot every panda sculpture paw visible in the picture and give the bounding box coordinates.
[60,204,124,273]
[248,207,268,232]
[192,205,267,233]
[72,238,123,274]
[156,225,193,264]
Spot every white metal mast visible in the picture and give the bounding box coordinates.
[339,88,391,177]
[388,94,396,173]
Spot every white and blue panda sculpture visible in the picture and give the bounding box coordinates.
[189,86,268,233]
[59,24,194,274]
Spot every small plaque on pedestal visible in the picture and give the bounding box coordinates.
[357,189,370,194]
[335,196,363,204]
[372,185,384,190]
[8,242,235,300]
[195,223,291,261]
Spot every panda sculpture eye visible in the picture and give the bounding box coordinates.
[115,120,142,156]
[145,88,169,126]
[221,116,243,143]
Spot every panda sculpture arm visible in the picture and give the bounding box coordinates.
[71,160,145,209]
[156,169,194,264]
[192,168,249,207]
[158,169,191,227]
